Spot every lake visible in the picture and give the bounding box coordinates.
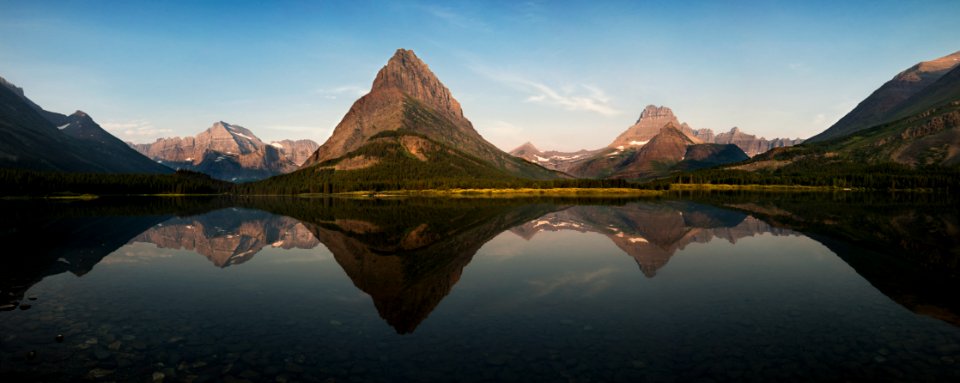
[1,194,958,382]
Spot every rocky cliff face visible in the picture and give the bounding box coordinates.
[298,48,558,180]
[130,122,318,181]
[696,127,804,157]
[269,139,319,166]
[808,50,960,143]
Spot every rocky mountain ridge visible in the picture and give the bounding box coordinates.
[511,105,801,179]
[511,105,769,179]
[130,122,318,182]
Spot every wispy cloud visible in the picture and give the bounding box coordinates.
[514,1,547,24]
[315,85,367,99]
[787,62,809,72]
[420,5,489,31]
[472,65,621,116]
[101,119,172,142]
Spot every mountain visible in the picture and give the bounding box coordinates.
[511,105,794,179]
[0,76,171,174]
[552,124,749,180]
[507,142,603,175]
[699,127,804,157]
[808,50,960,143]
[602,125,697,179]
[130,122,318,182]
[292,48,559,184]
[609,105,702,148]
[676,143,751,170]
[726,56,960,173]
[269,139,319,167]
[886,64,960,121]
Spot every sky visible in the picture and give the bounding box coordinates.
[1,0,958,151]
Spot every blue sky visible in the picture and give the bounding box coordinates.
[1,0,958,151]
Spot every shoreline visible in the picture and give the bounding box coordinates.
[1,184,949,199]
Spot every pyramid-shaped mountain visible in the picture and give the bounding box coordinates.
[296,49,559,183]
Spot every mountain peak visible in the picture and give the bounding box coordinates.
[610,104,695,148]
[370,48,463,118]
[298,49,559,180]
[0,76,25,97]
[637,105,675,122]
[902,50,960,80]
[656,123,695,143]
[511,141,540,155]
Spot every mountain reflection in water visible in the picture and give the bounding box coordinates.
[1,195,959,382]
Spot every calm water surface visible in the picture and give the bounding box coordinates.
[1,195,958,382]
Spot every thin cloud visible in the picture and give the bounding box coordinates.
[101,119,173,142]
[420,5,490,31]
[787,62,809,72]
[472,65,621,116]
[315,85,367,99]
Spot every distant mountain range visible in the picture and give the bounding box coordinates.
[0,76,171,174]
[129,123,318,182]
[3,47,957,189]
[510,105,801,179]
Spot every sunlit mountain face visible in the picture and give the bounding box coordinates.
[1,196,959,382]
